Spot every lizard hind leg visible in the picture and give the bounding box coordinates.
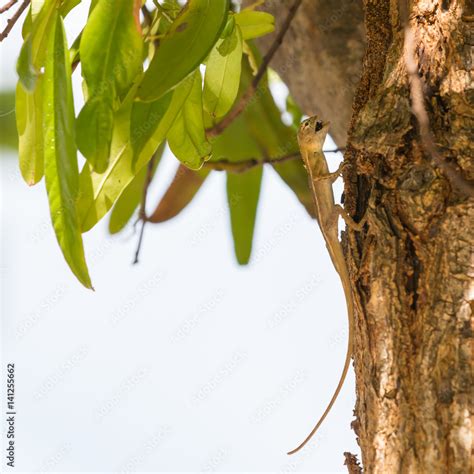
[334,205,367,232]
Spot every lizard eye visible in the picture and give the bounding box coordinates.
[315,121,323,132]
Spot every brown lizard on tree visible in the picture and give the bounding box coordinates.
[287,116,365,455]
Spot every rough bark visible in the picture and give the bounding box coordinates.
[345,1,473,472]
[249,0,366,147]
[255,0,473,472]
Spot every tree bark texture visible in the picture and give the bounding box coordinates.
[256,0,473,472]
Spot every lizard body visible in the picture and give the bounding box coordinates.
[287,116,357,455]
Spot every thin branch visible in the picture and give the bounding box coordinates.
[203,148,344,173]
[402,11,474,197]
[206,0,303,138]
[0,0,29,42]
[133,155,156,265]
[204,153,299,173]
[0,0,17,14]
[132,5,163,264]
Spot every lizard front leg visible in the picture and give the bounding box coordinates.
[312,162,344,184]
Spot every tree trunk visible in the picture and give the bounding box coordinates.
[346,1,473,472]
[256,0,473,471]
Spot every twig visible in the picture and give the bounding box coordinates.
[204,153,298,173]
[203,148,344,173]
[0,0,29,42]
[0,0,17,14]
[133,156,156,265]
[402,12,474,197]
[206,0,303,138]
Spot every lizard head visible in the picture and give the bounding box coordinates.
[297,116,330,151]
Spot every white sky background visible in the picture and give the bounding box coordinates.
[1,2,360,472]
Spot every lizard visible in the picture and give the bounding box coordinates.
[287,115,366,455]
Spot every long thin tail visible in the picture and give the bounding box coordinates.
[287,243,354,455]
[287,338,352,454]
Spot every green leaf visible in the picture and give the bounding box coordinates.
[234,10,274,40]
[148,164,210,223]
[130,92,173,165]
[76,97,114,173]
[108,144,164,234]
[78,74,193,233]
[61,0,81,16]
[17,0,58,91]
[227,166,263,265]
[138,0,229,102]
[43,14,92,289]
[203,24,243,122]
[0,91,18,150]
[211,114,263,162]
[80,0,143,100]
[16,80,44,184]
[167,70,211,169]
[77,0,143,171]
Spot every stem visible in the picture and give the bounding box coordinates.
[0,0,17,14]
[133,156,156,264]
[0,0,29,42]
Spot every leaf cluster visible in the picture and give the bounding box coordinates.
[11,0,312,287]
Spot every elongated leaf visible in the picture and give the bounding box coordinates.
[80,0,142,99]
[76,96,114,172]
[167,70,211,169]
[77,0,143,171]
[203,24,242,122]
[234,10,274,40]
[17,0,57,91]
[131,92,173,165]
[78,75,194,232]
[227,167,263,265]
[148,164,210,223]
[16,79,44,184]
[211,113,263,162]
[0,91,18,150]
[138,0,229,102]
[43,15,92,289]
[108,143,164,234]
